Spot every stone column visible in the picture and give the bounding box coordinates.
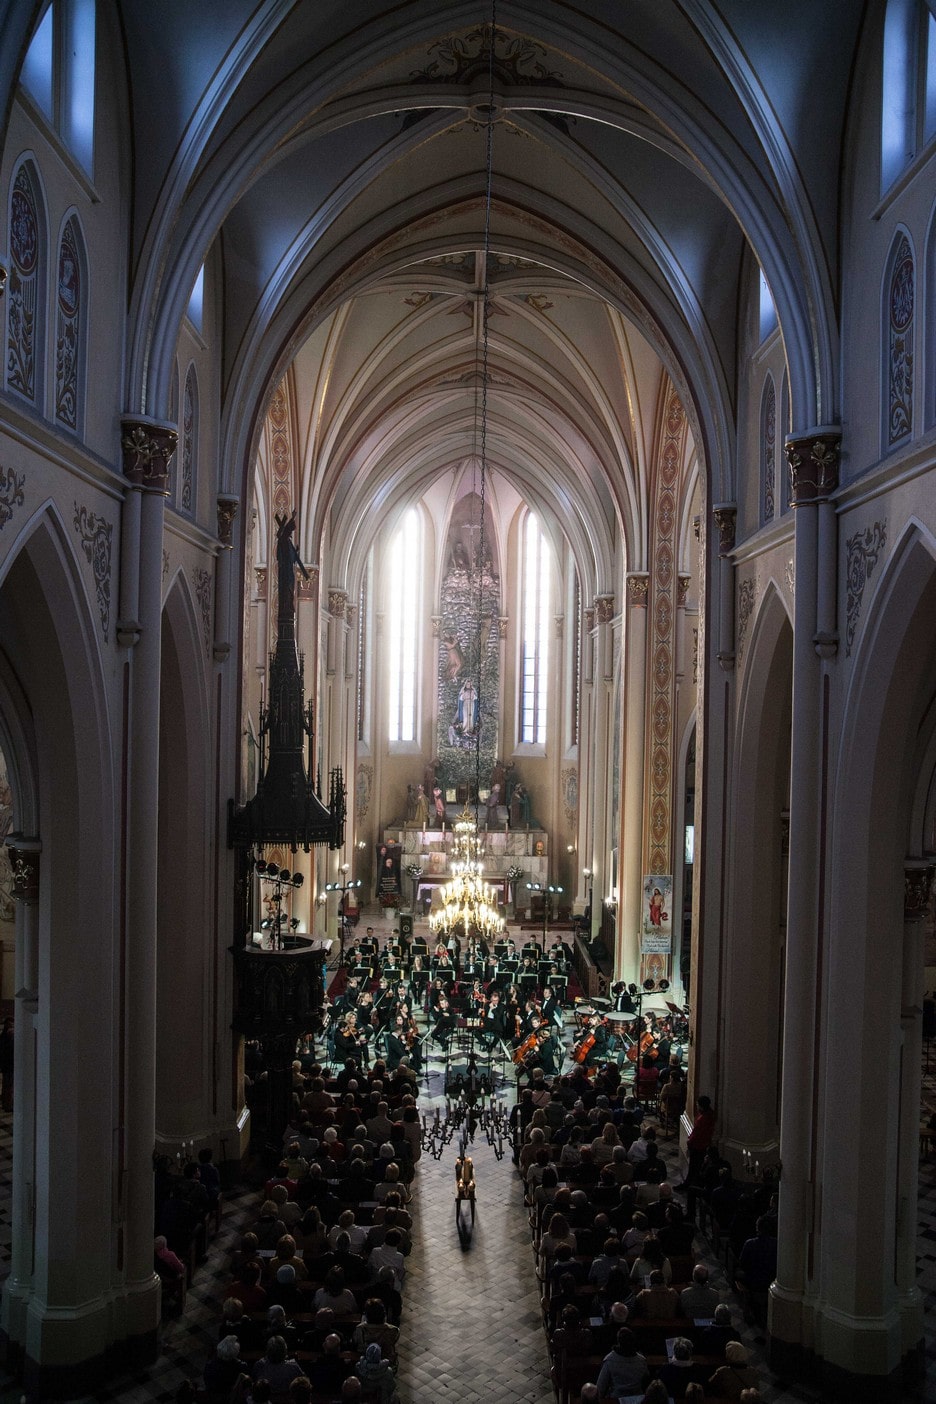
[120,416,177,1346]
[0,841,40,1351]
[621,576,648,981]
[769,428,840,1364]
[712,506,736,671]
[896,861,932,1350]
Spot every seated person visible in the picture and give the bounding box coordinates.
[632,1268,679,1318]
[708,1341,759,1398]
[203,1335,249,1396]
[595,1327,651,1400]
[312,1266,358,1318]
[697,1302,741,1357]
[251,1335,306,1395]
[679,1262,720,1318]
[352,1297,400,1366]
[658,1336,704,1401]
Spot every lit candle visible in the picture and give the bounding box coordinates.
[755,1159,759,1174]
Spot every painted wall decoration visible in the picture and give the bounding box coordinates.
[641,873,673,954]
[0,752,14,922]
[761,374,775,524]
[436,492,500,791]
[0,465,25,530]
[180,363,197,513]
[7,162,42,402]
[192,566,212,655]
[356,762,373,819]
[845,520,887,657]
[54,216,83,431]
[73,502,113,641]
[887,233,914,446]
[561,766,578,831]
[737,577,755,661]
[647,390,687,875]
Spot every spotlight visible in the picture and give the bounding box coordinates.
[290,918,300,931]
[279,867,291,882]
[643,978,655,991]
[255,859,269,873]
[260,919,271,930]
[628,984,639,995]
[292,872,304,889]
[659,978,670,992]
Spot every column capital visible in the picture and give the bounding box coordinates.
[254,566,267,601]
[584,606,596,631]
[498,615,508,639]
[904,860,934,920]
[626,574,649,607]
[784,427,841,505]
[120,416,178,494]
[712,503,736,556]
[6,838,40,902]
[677,574,691,608]
[0,261,7,297]
[594,594,615,623]
[216,495,239,548]
[328,589,347,619]
[297,563,317,601]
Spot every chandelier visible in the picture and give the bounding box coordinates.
[428,807,505,943]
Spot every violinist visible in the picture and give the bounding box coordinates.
[386,1012,422,1073]
[333,1013,368,1066]
[468,979,488,1022]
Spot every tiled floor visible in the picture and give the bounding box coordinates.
[0,933,931,1401]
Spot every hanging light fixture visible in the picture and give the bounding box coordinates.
[428,7,504,948]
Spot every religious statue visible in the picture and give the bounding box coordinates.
[457,677,479,736]
[485,784,501,826]
[510,782,532,828]
[274,510,309,617]
[414,784,430,827]
[404,783,416,822]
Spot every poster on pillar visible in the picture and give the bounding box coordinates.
[640,874,672,987]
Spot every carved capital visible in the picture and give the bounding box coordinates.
[328,589,347,619]
[693,514,701,542]
[216,495,239,548]
[0,261,7,298]
[554,614,564,638]
[120,416,178,494]
[904,861,935,920]
[594,594,615,623]
[345,603,358,630]
[677,574,691,608]
[7,841,40,901]
[584,607,595,631]
[431,615,441,638]
[498,615,508,640]
[254,566,267,601]
[297,564,317,601]
[712,504,736,557]
[784,428,841,505]
[626,574,649,608]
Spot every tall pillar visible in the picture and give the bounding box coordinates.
[621,575,648,981]
[120,416,177,1347]
[0,840,40,1352]
[769,428,839,1366]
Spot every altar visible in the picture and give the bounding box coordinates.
[383,824,550,899]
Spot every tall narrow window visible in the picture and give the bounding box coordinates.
[6,161,45,406]
[387,509,419,742]
[54,213,86,433]
[881,1,936,192]
[571,573,581,749]
[520,512,550,744]
[885,231,914,447]
[180,363,197,513]
[19,3,96,174]
[761,374,776,525]
[758,269,777,343]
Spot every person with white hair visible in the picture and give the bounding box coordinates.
[203,1334,249,1395]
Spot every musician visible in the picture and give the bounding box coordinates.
[385,1013,422,1073]
[334,1015,368,1066]
[481,991,509,1050]
[431,949,456,982]
[540,985,563,1030]
[534,1023,561,1076]
[467,979,488,1021]
[432,994,456,1050]
[611,981,638,1014]
[372,977,393,1022]
[333,975,361,1019]
[574,1014,611,1069]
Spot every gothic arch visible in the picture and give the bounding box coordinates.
[820,522,936,1373]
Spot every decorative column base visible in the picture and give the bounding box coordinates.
[20,1281,159,1398]
[769,1291,922,1403]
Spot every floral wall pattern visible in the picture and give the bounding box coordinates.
[887,233,914,446]
[6,162,43,403]
[54,215,83,431]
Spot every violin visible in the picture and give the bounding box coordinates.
[513,1032,539,1064]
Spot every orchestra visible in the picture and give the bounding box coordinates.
[318,912,683,1095]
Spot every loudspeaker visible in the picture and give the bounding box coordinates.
[399,912,414,939]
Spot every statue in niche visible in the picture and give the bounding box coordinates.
[414,784,430,827]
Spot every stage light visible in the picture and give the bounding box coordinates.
[643,978,655,991]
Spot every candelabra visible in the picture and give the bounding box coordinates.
[419,1084,511,1162]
